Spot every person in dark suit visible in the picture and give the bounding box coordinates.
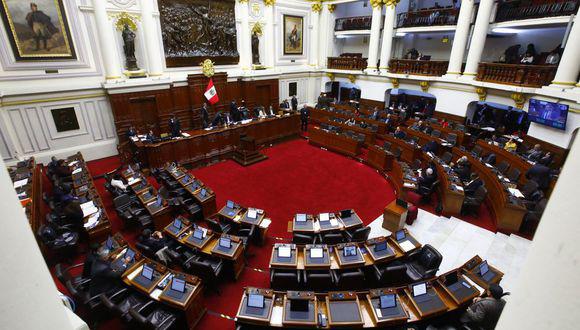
[371,107,379,120]
[168,114,181,138]
[240,100,250,120]
[300,105,309,131]
[88,250,127,296]
[201,103,210,128]
[291,95,298,111]
[423,140,439,154]
[539,152,553,167]
[280,99,290,109]
[211,111,224,127]
[464,173,484,196]
[526,161,551,190]
[418,168,437,190]
[59,183,78,205]
[266,105,275,116]
[453,156,472,182]
[126,125,137,139]
[230,100,240,122]
[394,126,406,139]
[483,153,496,165]
[145,130,155,142]
[423,123,433,135]
[525,144,543,162]
[459,283,508,330]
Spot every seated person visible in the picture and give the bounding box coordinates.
[411,120,425,131]
[423,123,433,135]
[126,125,137,139]
[525,144,543,162]
[422,140,439,154]
[140,229,172,264]
[526,159,551,190]
[371,107,380,120]
[464,173,483,196]
[345,118,356,126]
[53,160,72,179]
[62,200,84,226]
[280,99,290,109]
[504,138,517,152]
[418,168,437,189]
[459,284,508,330]
[88,249,128,297]
[539,152,553,167]
[145,130,156,142]
[266,105,275,116]
[394,126,406,139]
[359,121,368,129]
[453,156,472,182]
[110,174,127,192]
[482,153,496,165]
[59,184,78,205]
[384,114,394,127]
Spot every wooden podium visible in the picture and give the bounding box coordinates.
[232,134,268,166]
[382,200,408,232]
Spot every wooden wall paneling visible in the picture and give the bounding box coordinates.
[433,111,465,124]
[241,80,256,110]
[522,134,568,168]
[227,80,242,104]
[171,86,193,130]
[360,98,384,109]
[187,73,229,129]
[153,89,175,133]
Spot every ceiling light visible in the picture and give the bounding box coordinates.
[396,32,406,37]
[492,28,520,34]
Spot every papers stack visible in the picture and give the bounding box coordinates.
[508,188,524,198]
[329,218,339,227]
[399,240,416,252]
[72,168,82,175]
[260,218,271,228]
[84,210,101,229]
[81,201,99,217]
[181,132,191,137]
[13,178,28,189]
[403,182,416,189]
[127,177,141,185]
[68,160,79,166]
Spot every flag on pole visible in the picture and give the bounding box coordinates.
[204,78,219,105]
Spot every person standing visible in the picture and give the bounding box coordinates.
[230,99,239,122]
[291,95,298,111]
[168,114,181,137]
[300,105,309,132]
[200,103,210,128]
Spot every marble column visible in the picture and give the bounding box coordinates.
[92,0,122,80]
[310,3,321,67]
[238,0,252,70]
[378,1,398,72]
[446,0,475,76]
[140,0,163,76]
[366,1,383,71]
[463,0,494,77]
[263,2,275,68]
[321,5,337,68]
[551,18,580,88]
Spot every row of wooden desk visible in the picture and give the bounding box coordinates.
[317,116,377,145]
[308,127,362,157]
[163,164,217,219]
[309,107,389,135]
[133,114,300,168]
[290,210,364,235]
[240,255,503,328]
[217,200,272,244]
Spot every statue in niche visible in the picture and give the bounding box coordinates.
[122,23,140,71]
[252,31,260,65]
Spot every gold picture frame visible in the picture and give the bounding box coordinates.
[0,0,76,61]
[283,14,303,55]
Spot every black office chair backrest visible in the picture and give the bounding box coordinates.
[521,179,540,197]
[474,185,488,203]
[323,233,345,245]
[472,145,483,157]
[497,161,510,174]
[508,168,521,182]
[113,194,132,209]
[393,147,402,159]
[441,152,452,164]
[417,244,443,270]
[206,218,224,233]
[351,226,371,241]
[293,233,315,244]
[383,141,392,151]
[447,133,457,143]
[431,130,441,138]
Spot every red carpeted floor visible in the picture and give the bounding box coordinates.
[52,137,497,329]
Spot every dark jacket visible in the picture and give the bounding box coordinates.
[168,118,181,137]
[460,297,506,330]
[291,97,298,111]
[141,236,169,253]
[464,178,484,196]
[300,107,309,121]
[394,130,406,139]
[201,106,210,128]
[526,163,551,189]
[89,259,123,296]
[454,163,472,182]
[422,140,438,153]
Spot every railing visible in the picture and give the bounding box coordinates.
[476,63,558,88]
[389,59,449,76]
[495,0,579,22]
[328,56,368,71]
[397,7,459,28]
[335,15,373,31]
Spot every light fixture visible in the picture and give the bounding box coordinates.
[442,35,449,43]
[492,27,520,34]
[396,32,407,37]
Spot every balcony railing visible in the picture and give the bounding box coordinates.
[328,56,368,71]
[397,7,459,28]
[335,15,373,31]
[476,63,558,88]
[389,59,449,76]
[495,0,579,22]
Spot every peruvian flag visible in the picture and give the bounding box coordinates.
[204,78,219,105]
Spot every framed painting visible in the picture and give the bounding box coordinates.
[283,14,303,55]
[51,107,79,133]
[0,0,76,61]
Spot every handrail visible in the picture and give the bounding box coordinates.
[389,59,449,76]
[335,15,373,31]
[397,7,459,28]
[476,62,558,87]
[328,56,368,71]
[495,0,579,22]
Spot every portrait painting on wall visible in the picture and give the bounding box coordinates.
[159,0,239,67]
[0,0,76,61]
[51,107,79,133]
[283,15,303,55]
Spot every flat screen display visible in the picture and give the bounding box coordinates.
[412,283,427,297]
[340,209,352,218]
[379,294,396,308]
[141,264,154,280]
[247,294,265,308]
[310,247,323,259]
[219,237,232,248]
[343,245,357,257]
[479,261,489,275]
[124,249,135,262]
[296,214,307,222]
[173,218,182,229]
[278,246,291,258]
[226,200,234,209]
[171,278,186,293]
[395,230,406,241]
[105,236,114,250]
[319,213,330,222]
[247,209,257,219]
[528,98,568,130]
[193,229,205,240]
[374,241,388,252]
[200,188,207,197]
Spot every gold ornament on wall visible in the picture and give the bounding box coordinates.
[238,0,249,4]
[252,22,264,36]
[370,0,383,8]
[111,12,140,31]
[263,0,276,6]
[420,81,430,92]
[311,2,322,13]
[200,59,215,78]
[326,72,335,81]
[327,4,336,13]
[348,74,356,83]
[510,92,526,109]
[383,0,401,8]
[391,78,400,88]
[475,87,487,101]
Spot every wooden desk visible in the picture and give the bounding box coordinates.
[308,127,362,157]
[317,116,377,145]
[310,107,388,135]
[291,210,363,236]
[476,139,532,186]
[164,165,217,218]
[367,144,394,171]
[382,134,422,164]
[383,200,408,232]
[236,288,275,326]
[133,114,300,168]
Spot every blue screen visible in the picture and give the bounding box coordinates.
[380,294,396,308]
[171,278,186,292]
[528,99,568,130]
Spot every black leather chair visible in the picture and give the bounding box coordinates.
[507,167,521,182]
[320,232,345,245]
[446,133,457,147]
[471,145,483,158]
[206,217,232,234]
[37,224,79,261]
[184,255,224,294]
[304,270,334,291]
[128,301,179,330]
[270,269,301,290]
[100,288,148,322]
[431,130,441,138]
[441,152,453,164]
[404,244,442,281]
[238,224,260,246]
[372,264,407,287]
[521,179,540,199]
[461,185,487,216]
[383,141,392,151]
[520,198,547,237]
[393,147,402,160]
[344,226,371,242]
[418,180,439,204]
[333,268,365,290]
[292,233,316,244]
[496,161,510,174]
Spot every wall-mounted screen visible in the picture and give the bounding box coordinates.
[528,99,568,130]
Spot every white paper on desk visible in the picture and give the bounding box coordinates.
[259,218,271,228]
[13,178,28,189]
[329,218,339,227]
[403,182,416,188]
[68,160,79,166]
[278,246,291,258]
[455,185,464,192]
[399,240,416,252]
[84,210,101,229]
[80,201,95,210]
[508,188,524,198]
[131,136,138,142]
[72,168,82,175]
[181,132,191,137]
[17,191,27,198]
[127,177,141,185]
[485,163,493,168]
[241,119,252,124]
[376,308,383,318]
[204,127,213,131]
[82,205,99,218]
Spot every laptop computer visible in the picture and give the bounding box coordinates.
[141,264,154,281]
[226,200,235,209]
[165,277,186,299]
[379,294,396,309]
[479,261,494,281]
[296,214,307,222]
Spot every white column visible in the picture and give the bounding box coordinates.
[378,2,397,72]
[318,5,329,67]
[238,0,252,70]
[140,0,163,76]
[551,18,580,88]
[463,0,494,77]
[446,0,475,76]
[309,5,321,67]
[366,2,383,71]
[264,3,275,68]
[93,0,122,80]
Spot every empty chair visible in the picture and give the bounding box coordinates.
[441,152,453,164]
[344,226,371,242]
[431,130,441,138]
[304,270,335,291]
[404,244,442,281]
[270,269,301,290]
[292,233,316,244]
[372,264,407,287]
[393,147,402,160]
[496,161,510,174]
[382,141,392,151]
[238,224,260,246]
[461,185,488,216]
[507,167,521,182]
[320,232,345,245]
[446,133,457,147]
[520,198,547,237]
[205,217,232,234]
[482,153,496,165]
[333,268,365,290]
[100,288,148,322]
[184,255,224,293]
[128,301,178,330]
[471,145,483,158]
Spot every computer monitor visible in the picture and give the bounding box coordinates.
[247,209,257,219]
[319,213,330,222]
[340,209,352,218]
[247,294,265,308]
[479,261,489,276]
[226,200,234,209]
[395,230,406,241]
[219,237,232,249]
[105,236,114,250]
[278,246,291,258]
[155,195,162,207]
[290,298,309,312]
[193,228,205,240]
[171,278,186,293]
[296,214,307,222]
[124,249,135,262]
[181,176,189,184]
[310,247,323,259]
[374,241,388,252]
[343,245,357,257]
[141,264,154,280]
[379,294,396,309]
[173,218,182,230]
[200,188,207,197]
[412,283,427,297]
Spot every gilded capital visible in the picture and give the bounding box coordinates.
[238,0,249,3]
[326,72,335,81]
[383,0,400,8]
[475,87,487,101]
[370,0,383,9]
[510,92,526,109]
[348,74,356,84]
[263,0,276,6]
[327,4,336,13]
[420,81,430,92]
[312,2,322,13]
[390,78,399,88]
